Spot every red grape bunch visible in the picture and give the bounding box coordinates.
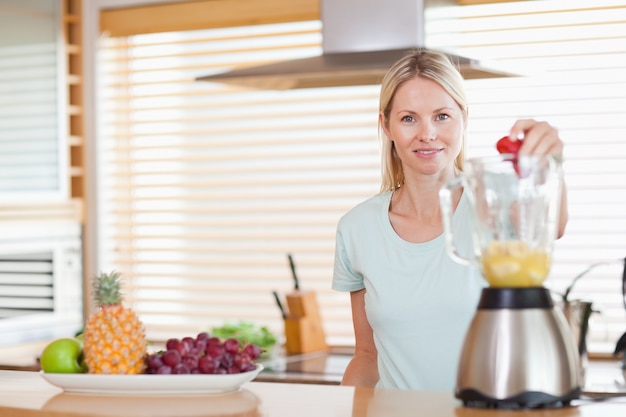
[145,332,263,375]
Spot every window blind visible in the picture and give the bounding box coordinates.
[0,0,66,200]
[427,0,626,353]
[98,21,379,344]
[98,0,626,351]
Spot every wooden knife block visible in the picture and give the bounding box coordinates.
[284,290,328,354]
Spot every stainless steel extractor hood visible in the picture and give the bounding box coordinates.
[197,0,516,90]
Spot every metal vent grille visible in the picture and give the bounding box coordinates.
[0,251,54,318]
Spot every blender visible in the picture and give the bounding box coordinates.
[439,154,583,408]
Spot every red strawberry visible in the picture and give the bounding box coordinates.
[496,135,522,155]
[496,135,523,176]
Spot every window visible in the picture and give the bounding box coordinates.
[0,0,67,200]
[98,21,377,343]
[97,0,626,352]
[427,0,626,353]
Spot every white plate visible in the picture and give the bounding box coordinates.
[39,364,263,395]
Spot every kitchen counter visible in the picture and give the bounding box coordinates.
[1,370,625,417]
[257,349,626,397]
[3,343,626,396]
[255,348,347,385]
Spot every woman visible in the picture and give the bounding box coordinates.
[332,49,568,390]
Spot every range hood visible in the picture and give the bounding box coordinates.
[197,0,516,90]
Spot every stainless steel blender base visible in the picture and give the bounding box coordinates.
[456,288,584,409]
[457,387,581,409]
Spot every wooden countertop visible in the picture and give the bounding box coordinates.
[3,343,626,395]
[1,370,625,417]
[257,350,626,397]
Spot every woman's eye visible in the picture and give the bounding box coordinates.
[401,115,415,122]
[436,114,450,121]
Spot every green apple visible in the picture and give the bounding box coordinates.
[40,338,88,373]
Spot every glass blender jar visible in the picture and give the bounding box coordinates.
[439,154,583,408]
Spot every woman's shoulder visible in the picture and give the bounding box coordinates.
[338,191,392,226]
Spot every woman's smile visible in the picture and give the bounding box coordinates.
[413,147,444,157]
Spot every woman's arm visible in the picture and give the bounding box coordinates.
[341,289,379,387]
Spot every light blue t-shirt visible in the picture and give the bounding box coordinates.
[332,190,486,391]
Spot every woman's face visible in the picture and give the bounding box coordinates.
[382,76,464,179]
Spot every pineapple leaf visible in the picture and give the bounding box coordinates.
[93,270,124,307]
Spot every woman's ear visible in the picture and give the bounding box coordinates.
[379,112,392,141]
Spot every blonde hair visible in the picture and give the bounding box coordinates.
[378,49,469,192]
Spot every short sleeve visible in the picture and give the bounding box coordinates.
[332,220,365,292]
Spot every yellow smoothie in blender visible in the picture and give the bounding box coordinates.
[481,240,551,287]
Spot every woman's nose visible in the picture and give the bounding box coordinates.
[418,123,436,141]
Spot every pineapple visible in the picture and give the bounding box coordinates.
[83,271,147,374]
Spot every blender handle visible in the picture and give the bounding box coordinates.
[622,257,626,310]
[439,176,475,267]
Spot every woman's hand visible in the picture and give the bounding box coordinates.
[509,119,564,159]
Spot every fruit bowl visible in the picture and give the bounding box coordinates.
[39,364,263,395]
